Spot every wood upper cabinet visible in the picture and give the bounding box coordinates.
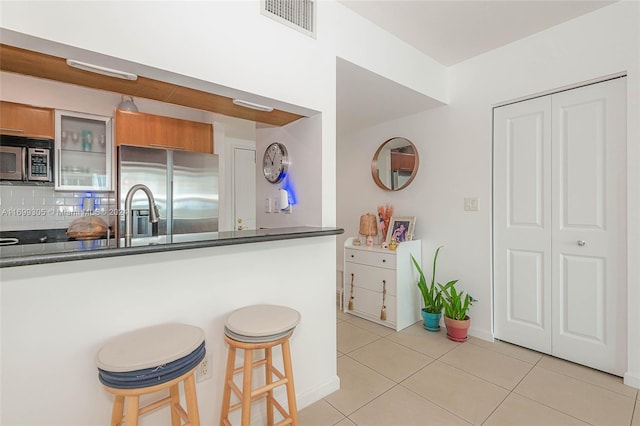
[390,152,415,171]
[0,101,55,139]
[114,109,213,153]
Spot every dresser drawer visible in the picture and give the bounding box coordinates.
[345,248,396,269]
[345,263,396,295]
[347,286,397,325]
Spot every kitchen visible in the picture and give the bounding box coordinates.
[0,59,340,425]
[0,40,307,235]
[1,1,640,425]
[0,60,336,255]
[0,2,341,422]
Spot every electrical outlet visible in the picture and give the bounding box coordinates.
[195,354,213,383]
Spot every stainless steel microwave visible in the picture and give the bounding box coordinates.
[0,135,53,183]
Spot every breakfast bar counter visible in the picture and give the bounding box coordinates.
[1,227,343,425]
[0,226,343,268]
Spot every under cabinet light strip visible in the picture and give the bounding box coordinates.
[66,59,138,81]
[232,98,274,112]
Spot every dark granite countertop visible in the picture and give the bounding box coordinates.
[0,226,344,268]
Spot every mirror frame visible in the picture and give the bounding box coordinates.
[371,137,420,191]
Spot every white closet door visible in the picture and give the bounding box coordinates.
[493,96,553,353]
[551,77,627,375]
[493,77,627,375]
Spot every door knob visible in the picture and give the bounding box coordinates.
[237,225,244,231]
[577,240,586,246]
[237,218,243,224]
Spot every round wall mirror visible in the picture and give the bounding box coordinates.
[371,137,419,191]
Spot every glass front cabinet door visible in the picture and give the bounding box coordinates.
[55,110,113,191]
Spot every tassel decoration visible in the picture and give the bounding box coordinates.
[348,273,355,310]
[380,280,387,321]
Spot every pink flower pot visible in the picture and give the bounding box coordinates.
[444,316,470,342]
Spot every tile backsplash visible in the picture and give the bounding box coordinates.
[0,184,116,231]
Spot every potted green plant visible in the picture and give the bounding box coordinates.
[438,280,475,342]
[411,246,448,332]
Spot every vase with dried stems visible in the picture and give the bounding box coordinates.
[377,204,393,242]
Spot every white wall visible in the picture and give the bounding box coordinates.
[0,1,452,423]
[0,0,339,226]
[0,238,338,425]
[336,108,447,264]
[0,0,449,229]
[332,1,448,104]
[337,1,640,387]
[256,114,323,228]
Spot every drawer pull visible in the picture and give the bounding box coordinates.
[348,273,355,310]
[380,280,387,321]
[382,259,386,263]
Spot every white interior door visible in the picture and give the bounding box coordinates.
[233,147,256,231]
[493,96,553,353]
[551,78,627,375]
[493,77,627,375]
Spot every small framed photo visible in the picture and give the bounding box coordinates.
[386,216,415,243]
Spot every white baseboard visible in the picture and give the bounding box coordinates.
[235,375,340,424]
[296,375,341,410]
[623,371,640,389]
[468,327,494,343]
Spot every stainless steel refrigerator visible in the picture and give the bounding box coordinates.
[117,145,219,238]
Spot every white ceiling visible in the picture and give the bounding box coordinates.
[337,58,446,133]
[338,0,615,67]
[336,0,617,133]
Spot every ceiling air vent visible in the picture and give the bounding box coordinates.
[261,0,316,38]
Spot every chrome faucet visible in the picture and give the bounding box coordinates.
[124,184,160,246]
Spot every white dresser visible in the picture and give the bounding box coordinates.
[343,238,421,331]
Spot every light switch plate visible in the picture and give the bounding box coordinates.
[464,197,479,211]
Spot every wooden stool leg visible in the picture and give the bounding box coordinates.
[265,347,274,426]
[282,340,298,426]
[170,383,181,426]
[184,372,201,426]
[110,395,125,426]
[125,395,140,426]
[104,366,200,426]
[241,348,253,426]
[220,346,236,425]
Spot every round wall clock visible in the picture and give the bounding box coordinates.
[262,142,289,183]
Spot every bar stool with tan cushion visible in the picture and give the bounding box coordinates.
[220,304,301,426]
[97,323,205,426]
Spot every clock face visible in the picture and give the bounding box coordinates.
[263,142,289,183]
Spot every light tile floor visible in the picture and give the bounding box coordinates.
[299,309,640,426]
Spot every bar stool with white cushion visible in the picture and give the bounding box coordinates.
[96,323,205,426]
[220,304,301,426]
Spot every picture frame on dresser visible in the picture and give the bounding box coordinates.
[386,216,415,243]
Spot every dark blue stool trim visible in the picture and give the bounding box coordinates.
[98,341,205,389]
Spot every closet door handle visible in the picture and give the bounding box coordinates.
[577,240,586,246]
